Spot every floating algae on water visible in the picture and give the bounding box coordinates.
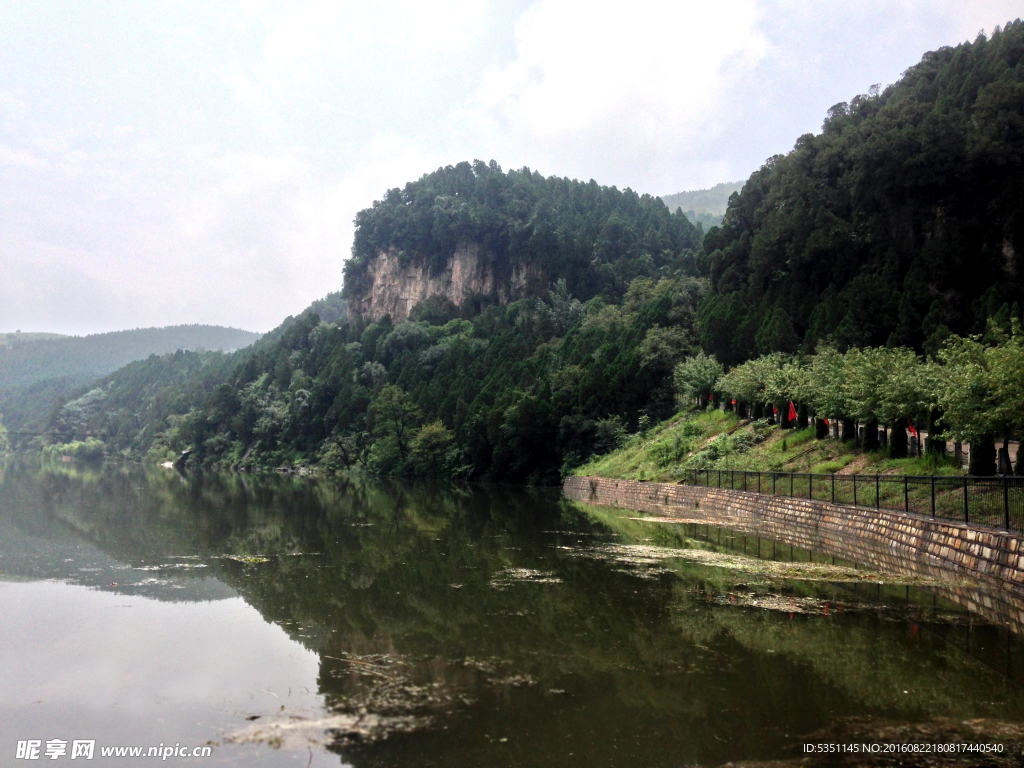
[226,651,541,750]
[222,554,271,565]
[489,567,562,589]
[225,709,423,750]
[558,540,926,584]
[569,507,968,587]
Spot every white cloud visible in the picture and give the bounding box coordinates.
[457,0,772,191]
[480,0,766,139]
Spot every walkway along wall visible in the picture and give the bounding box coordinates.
[564,475,1024,632]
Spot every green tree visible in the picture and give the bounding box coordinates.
[807,343,854,439]
[843,347,890,451]
[935,335,999,475]
[987,319,1024,474]
[411,421,455,477]
[781,358,811,429]
[638,325,693,375]
[873,348,934,458]
[673,352,723,409]
[755,306,799,355]
[369,385,422,462]
[716,360,764,416]
[546,278,587,335]
[760,353,797,427]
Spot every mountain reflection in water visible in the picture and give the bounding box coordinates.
[1,460,1022,767]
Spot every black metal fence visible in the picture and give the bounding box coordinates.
[677,469,1024,534]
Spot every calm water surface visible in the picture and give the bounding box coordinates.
[1,460,1023,767]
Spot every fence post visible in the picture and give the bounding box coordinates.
[743,471,747,492]
[790,473,794,497]
[963,477,969,523]
[831,473,835,504]
[931,477,935,517]
[876,475,880,509]
[757,473,761,494]
[773,472,777,495]
[853,475,857,507]
[809,473,813,501]
[904,476,909,514]
[1005,476,1010,530]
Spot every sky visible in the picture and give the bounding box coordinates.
[0,1,1021,336]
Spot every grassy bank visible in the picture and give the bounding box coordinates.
[572,408,965,483]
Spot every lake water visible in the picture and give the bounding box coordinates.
[2,460,1023,767]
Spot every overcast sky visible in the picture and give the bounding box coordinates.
[1,1,1020,335]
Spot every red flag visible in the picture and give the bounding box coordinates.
[908,421,918,438]
[823,417,830,427]
[731,399,736,405]
[788,401,797,421]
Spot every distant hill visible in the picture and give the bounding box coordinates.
[0,332,67,348]
[0,324,262,389]
[660,182,743,230]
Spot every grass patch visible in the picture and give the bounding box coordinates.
[812,455,857,474]
[871,450,963,476]
[572,408,968,481]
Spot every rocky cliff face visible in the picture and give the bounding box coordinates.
[348,243,543,322]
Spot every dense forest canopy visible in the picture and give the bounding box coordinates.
[700,22,1024,366]
[344,160,703,304]
[123,269,705,483]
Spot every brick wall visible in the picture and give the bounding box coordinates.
[565,475,1024,631]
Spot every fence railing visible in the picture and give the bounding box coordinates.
[677,469,1024,534]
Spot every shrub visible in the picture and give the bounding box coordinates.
[42,437,106,462]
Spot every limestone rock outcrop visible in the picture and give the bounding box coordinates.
[348,243,543,322]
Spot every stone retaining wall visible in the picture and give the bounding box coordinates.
[564,475,1024,628]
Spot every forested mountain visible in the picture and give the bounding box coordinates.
[23,22,1024,483]
[344,161,702,320]
[660,181,743,231]
[0,324,262,388]
[700,22,1024,366]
